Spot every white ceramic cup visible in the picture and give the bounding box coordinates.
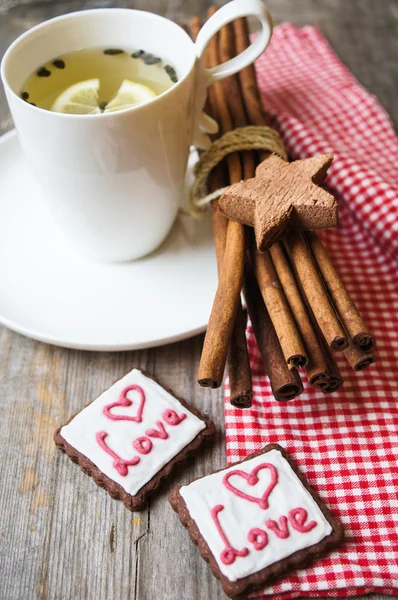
[1,1,272,262]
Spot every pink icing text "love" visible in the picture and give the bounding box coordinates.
[96,408,186,476]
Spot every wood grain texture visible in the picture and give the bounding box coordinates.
[0,1,396,599]
[219,153,337,250]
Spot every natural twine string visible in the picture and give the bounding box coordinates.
[188,125,287,217]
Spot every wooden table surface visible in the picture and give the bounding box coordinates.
[0,1,396,599]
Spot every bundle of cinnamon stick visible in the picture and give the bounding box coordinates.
[189,10,376,408]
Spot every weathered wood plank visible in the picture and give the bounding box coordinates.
[0,1,396,599]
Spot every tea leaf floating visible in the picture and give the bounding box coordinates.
[165,65,178,83]
[52,59,65,69]
[103,49,125,55]
[37,67,51,77]
[143,54,161,65]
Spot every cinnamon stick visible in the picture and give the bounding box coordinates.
[209,163,251,406]
[305,231,375,351]
[217,20,252,407]
[269,242,329,388]
[249,240,307,369]
[208,153,251,406]
[243,263,303,401]
[344,343,376,372]
[210,164,251,406]
[191,13,228,271]
[323,347,344,394]
[284,231,349,351]
[197,247,243,387]
[197,9,245,388]
[191,14,229,264]
[233,18,271,129]
[193,12,252,401]
[294,274,343,393]
[219,24,256,178]
[313,316,344,393]
[188,16,201,40]
[227,307,252,407]
[205,8,242,181]
[209,163,252,406]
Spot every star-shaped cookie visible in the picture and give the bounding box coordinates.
[219,153,337,251]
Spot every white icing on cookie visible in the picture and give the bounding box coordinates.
[61,369,205,496]
[180,449,332,582]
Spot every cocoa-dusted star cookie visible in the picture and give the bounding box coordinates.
[170,443,343,599]
[219,153,337,252]
[55,368,215,511]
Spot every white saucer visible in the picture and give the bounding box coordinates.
[0,130,217,351]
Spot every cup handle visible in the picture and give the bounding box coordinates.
[192,0,273,148]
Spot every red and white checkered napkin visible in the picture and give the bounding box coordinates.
[224,24,398,598]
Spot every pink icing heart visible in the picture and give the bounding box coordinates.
[223,462,278,510]
[103,385,146,423]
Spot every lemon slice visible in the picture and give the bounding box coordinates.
[104,80,156,113]
[51,78,156,115]
[51,79,101,114]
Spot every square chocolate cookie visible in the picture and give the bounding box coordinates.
[170,443,343,598]
[55,368,214,511]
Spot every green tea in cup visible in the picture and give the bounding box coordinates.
[20,46,178,114]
